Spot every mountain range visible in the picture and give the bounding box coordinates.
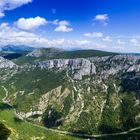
[0,46,140,140]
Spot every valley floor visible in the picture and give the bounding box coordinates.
[0,100,140,140]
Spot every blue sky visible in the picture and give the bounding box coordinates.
[0,0,140,52]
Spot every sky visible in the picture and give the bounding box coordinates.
[0,0,140,52]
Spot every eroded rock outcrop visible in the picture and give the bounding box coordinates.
[35,58,96,80]
[0,57,17,69]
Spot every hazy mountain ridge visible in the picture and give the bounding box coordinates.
[13,48,118,65]
[0,45,34,53]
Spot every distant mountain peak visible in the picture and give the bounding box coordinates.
[1,45,35,53]
[27,47,65,58]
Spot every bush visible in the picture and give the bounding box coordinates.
[42,108,63,128]
[0,123,11,140]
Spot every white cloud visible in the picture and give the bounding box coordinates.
[84,32,103,38]
[0,0,32,18]
[130,38,138,44]
[0,23,95,49]
[55,26,73,32]
[75,40,91,45]
[133,44,140,47]
[0,22,9,28]
[53,20,73,32]
[117,39,125,45]
[1,22,140,52]
[15,18,73,32]
[103,36,113,42]
[94,14,109,25]
[16,16,47,30]
[52,20,69,26]
[95,14,108,21]
[130,38,140,47]
[113,45,125,50]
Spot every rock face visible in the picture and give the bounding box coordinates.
[90,55,140,76]
[0,57,17,69]
[32,55,140,79]
[35,58,96,80]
